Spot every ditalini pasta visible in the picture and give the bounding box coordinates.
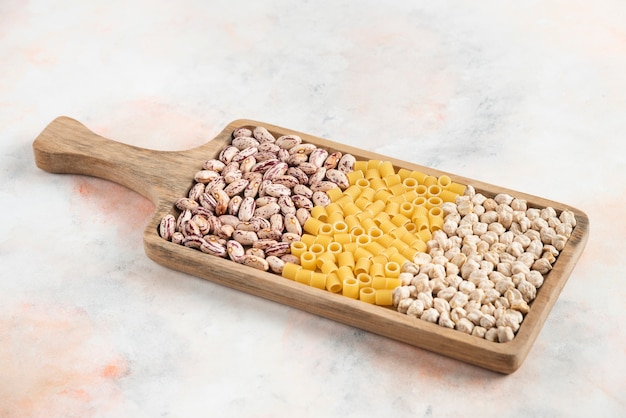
[282,159,466,306]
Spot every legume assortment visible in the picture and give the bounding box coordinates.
[159,126,576,343]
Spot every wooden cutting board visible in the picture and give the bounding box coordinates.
[32,116,589,374]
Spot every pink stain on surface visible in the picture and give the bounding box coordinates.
[0,303,129,418]
[92,98,218,151]
[71,177,155,233]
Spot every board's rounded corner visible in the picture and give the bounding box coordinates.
[573,206,590,231]
[500,351,526,374]
[225,118,262,129]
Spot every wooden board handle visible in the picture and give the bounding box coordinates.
[32,116,181,204]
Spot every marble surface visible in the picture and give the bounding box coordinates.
[1,1,625,416]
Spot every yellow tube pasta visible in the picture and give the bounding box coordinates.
[355,177,370,189]
[379,220,396,234]
[374,189,392,203]
[365,168,381,180]
[359,186,376,201]
[388,182,406,196]
[295,268,313,285]
[400,230,421,245]
[318,223,333,236]
[397,168,412,180]
[389,252,410,266]
[300,233,316,248]
[402,190,418,203]
[399,246,416,260]
[282,262,300,280]
[338,265,356,281]
[360,217,376,233]
[423,175,438,187]
[317,255,338,274]
[366,200,385,217]
[378,161,395,177]
[369,177,386,191]
[438,189,458,203]
[427,185,441,197]
[370,263,385,277]
[447,182,466,195]
[409,170,428,184]
[381,247,399,260]
[353,160,368,172]
[337,251,355,268]
[343,242,358,254]
[390,225,409,239]
[310,205,328,221]
[411,203,428,217]
[385,277,402,289]
[314,234,333,249]
[355,233,371,247]
[391,214,411,227]
[355,210,373,226]
[376,233,395,248]
[315,250,335,265]
[367,159,383,170]
[412,215,429,232]
[310,272,327,290]
[426,196,442,209]
[365,241,385,257]
[326,272,342,293]
[415,184,428,196]
[383,173,401,188]
[417,228,432,243]
[332,220,349,235]
[437,175,452,189]
[402,177,418,190]
[333,233,352,246]
[368,227,383,241]
[290,241,308,257]
[300,251,317,270]
[428,207,444,231]
[354,247,374,261]
[343,185,362,201]
[303,217,325,235]
[357,273,373,289]
[327,241,343,258]
[373,211,390,225]
[372,276,387,289]
[375,289,393,306]
[409,239,427,253]
[354,257,372,276]
[390,238,409,253]
[384,201,400,216]
[326,186,344,202]
[344,214,360,231]
[346,170,365,185]
[359,287,376,304]
[371,254,387,265]
[341,277,359,299]
[342,201,361,217]
[387,195,404,205]
[384,261,401,278]
[334,195,352,208]
[355,196,370,210]
[326,211,344,225]
[325,202,343,215]
[308,243,325,256]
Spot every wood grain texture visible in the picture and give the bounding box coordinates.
[32,116,589,374]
